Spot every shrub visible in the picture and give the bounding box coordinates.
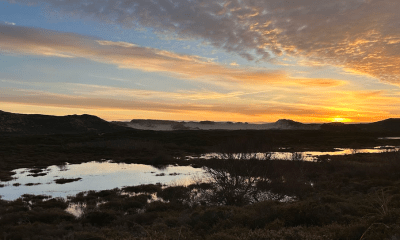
[158,186,190,203]
[131,212,158,225]
[33,198,68,209]
[83,211,116,227]
[122,184,162,194]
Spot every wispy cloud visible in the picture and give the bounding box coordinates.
[2,83,399,122]
[0,80,272,102]
[3,21,16,25]
[0,24,344,87]
[8,0,400,84]
[0,87,348,118]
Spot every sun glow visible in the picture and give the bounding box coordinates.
[331,117,352,123]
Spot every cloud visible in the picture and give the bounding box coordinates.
[0,24,343,87]
[0,80,297,104]
[3,21,16,25]
[3,83,400,122]
[7,0,400,84]
[3,79,400,122]
[0,87,349,118]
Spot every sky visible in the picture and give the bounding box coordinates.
[0,0,400,123]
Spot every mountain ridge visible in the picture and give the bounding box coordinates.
[2,110,400,133]
[119,118,320,131]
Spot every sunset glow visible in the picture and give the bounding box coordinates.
[1,0,400,122]
[331,117,352,123]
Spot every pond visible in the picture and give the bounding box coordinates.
[0,161,205,201]
[1,145,399,201]
[186,146,400,161]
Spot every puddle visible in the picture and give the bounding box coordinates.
[187,146,400,161]
[0,161,205,201]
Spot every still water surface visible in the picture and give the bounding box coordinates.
[1,145,399,201]
[0,161,205,201]
[187,146,400,161]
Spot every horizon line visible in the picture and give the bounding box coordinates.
[1,109,393,125]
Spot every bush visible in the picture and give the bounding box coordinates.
[158,186,190,203]
[33,198,68,209]
[83,211,116,227]
[131,212,158,225]
[122,184,162,193]
[28,209,75,224]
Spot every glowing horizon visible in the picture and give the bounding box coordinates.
[1,1,400,123]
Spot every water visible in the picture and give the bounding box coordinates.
[379,137,400,140]
[2,145,399,201]
[187,146,400,161]
[0,161,205,201]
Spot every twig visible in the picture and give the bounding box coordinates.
[359,223,390,240]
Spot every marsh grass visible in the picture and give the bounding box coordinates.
[2,130,400,239]
[2,154,400,240]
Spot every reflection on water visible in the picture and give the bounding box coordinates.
[2,145,399,201]
[188,146,400,161]
[0,161,205,201]
[379,137,400,140]
[65,192,164,218]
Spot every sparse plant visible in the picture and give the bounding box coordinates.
[202,160,271,206]
[369,189,392,217]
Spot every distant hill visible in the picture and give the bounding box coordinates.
[120,118,400,132]
[272,119,320,130]
[0,110,129,135]
[2,110,399,133]
[320,118,400,133]
[118,119,321,131]
[360,118,400,132]
[320,122,361,132]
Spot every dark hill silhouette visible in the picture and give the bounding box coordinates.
[360,118,400,132]
[0,110,129,135]
[320,122,361,132]
[3,110,399,133]
[129,119,180,127]
[121,118,321,130]
[274,119,303,128]
[321,118,400,133]
[272,119,320,130]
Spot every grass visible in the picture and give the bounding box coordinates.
[1,128,397,181]
[1,152,400,239]
[1,130,400,239]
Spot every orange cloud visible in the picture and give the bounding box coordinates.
[0,86,339,117]
[0,24,344,87]
[2,86,399,123]
[9,0,399,84]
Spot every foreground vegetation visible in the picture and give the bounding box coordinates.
[1,130,400,239]
[0,129,395,181]
[2,149,400,239]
